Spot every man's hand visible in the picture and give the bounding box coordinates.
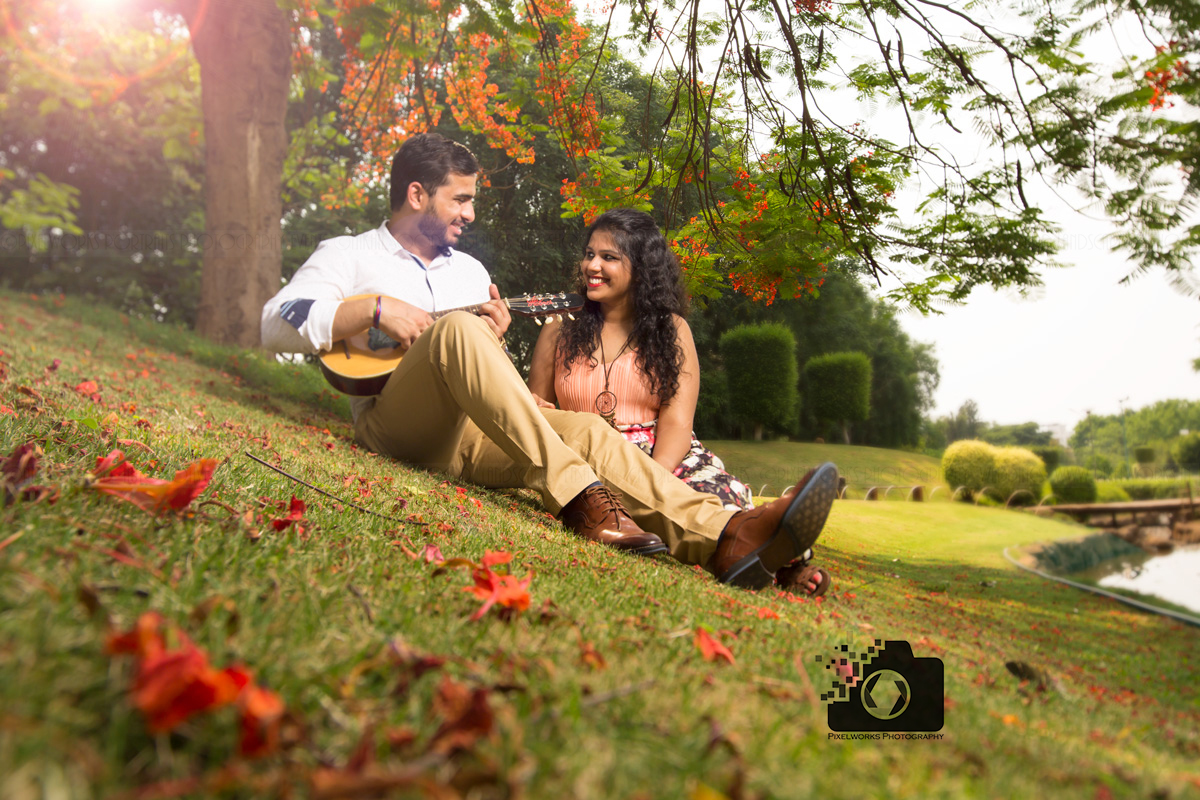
[530,392,555,410]
[477,284,511,341]
[378,296,433,351]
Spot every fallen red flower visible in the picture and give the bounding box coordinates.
[238,684,285,758]
[73,380,100,396]
[108,613,285,755]
[270,495,306,531]
[91,457,218,515]
[465,567,532,621]
[694,627,735,665]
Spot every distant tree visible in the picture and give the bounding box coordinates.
[719,323,799,441]
[980,422,1053,447]
[944,400,984,444]
[805,352,872,445]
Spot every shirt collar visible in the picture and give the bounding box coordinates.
[376,220,453,267]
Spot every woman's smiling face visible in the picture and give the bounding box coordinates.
[581,229,634,308]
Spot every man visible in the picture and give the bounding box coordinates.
[261,133,837,591]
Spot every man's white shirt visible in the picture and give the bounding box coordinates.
[261,221,492,419]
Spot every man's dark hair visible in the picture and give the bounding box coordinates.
[389,133,480,211]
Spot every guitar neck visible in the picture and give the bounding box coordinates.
[430,300,499,321]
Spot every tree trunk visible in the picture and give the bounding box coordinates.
[841,421,851,445]
[186,0,291,346]
[753,423,764,442]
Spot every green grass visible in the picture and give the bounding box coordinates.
[2,290,1199,799]
[709,440,949,500]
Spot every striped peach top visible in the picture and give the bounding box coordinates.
[554,350,661,426]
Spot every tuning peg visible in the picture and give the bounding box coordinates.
[567,313,575,320]
[535,317,543,326]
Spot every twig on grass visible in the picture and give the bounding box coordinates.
[244,451,426,526]
[347,583,374,624]
[580,679,658,708]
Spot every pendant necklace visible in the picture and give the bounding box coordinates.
[595,333,633,429]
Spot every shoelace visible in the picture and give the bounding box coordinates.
[588,485,626,517]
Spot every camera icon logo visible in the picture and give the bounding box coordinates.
[819,639,944,733]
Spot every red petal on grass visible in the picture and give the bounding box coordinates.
[73,380,100,396]
[106,612,166,659]
[421,544,445,564]
[464,568,532,620]
[92,458,218,515]
[132,635,243,731]
[271,495,306,531]
[238,684,285,758]
[756,607,779,620]
[480,550,512,568]
[94,448,138,478]
[0,406,14,416]
[694,628,735,665]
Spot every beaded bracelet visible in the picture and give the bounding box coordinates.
[371,295,382,329]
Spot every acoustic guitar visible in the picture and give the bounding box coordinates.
[317,292,584,396]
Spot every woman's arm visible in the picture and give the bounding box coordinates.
[651,316,700,471]
[526,318,562,407]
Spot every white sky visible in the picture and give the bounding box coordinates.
[883,202,1200,435]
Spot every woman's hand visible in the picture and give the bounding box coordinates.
[530,392,556,409]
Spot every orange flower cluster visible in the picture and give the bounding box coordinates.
[89,449,218,515]
[107,613,285,757]
[794,0,833,13]
[532,0,602,158]
[1146,58,1190,110]
[445,32,535,163]
[669,232,713,271]
[729,272,783,305]
[463,550,532,621]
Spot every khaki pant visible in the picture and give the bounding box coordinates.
[355,312,734,566]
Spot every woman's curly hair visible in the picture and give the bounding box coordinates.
[557,208,688,404]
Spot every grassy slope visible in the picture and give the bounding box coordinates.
[709,441,948,500]
[2,291,1198,799]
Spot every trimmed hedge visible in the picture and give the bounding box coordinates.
[720,323,799,438]
[1174,433,1200,472]
[989,446,1047,506]
[1031,445,1062,473]
[1095,482,1132,503]
[804,351,872,442]
[1049,466,1097,504]
[1107,477,1196,501]
[942,440,995,497]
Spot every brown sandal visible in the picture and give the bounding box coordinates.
[776,560,831,598]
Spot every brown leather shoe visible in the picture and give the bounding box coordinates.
[559,484,669,556]
[711,463,838,589]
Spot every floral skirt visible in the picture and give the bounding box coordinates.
[617,422,754,511]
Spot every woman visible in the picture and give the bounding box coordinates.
[527,208,830,596]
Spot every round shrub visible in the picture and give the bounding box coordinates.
[1031,445,1062,473]
[1095,481,1131,503]
[942,440,995,499]
[1048,466,1097,504]
[1173,433,1200,472]
[1133,445,1157,465]
[988,446,1047,506]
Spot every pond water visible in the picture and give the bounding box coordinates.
[1072,545,1200,614]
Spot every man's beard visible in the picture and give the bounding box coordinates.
[417,210,460,254]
